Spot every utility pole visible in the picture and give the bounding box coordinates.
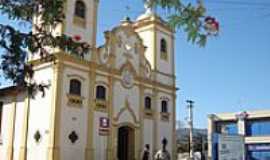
[186,100,194,160]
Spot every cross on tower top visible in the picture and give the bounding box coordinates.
[144,0,156,15]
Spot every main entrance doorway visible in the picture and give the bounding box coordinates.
[117,126,135,160]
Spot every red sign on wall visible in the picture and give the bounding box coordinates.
[99,117,110,136]
[100,117,110,128]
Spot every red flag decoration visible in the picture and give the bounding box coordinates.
[73,35,82,41]
[99,117,110,136]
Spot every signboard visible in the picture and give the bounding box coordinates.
[247,144,270,151]
[99,117,110,136]
[218,134,245,160]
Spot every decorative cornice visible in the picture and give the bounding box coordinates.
[133,15,174,33]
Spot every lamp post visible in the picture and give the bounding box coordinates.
[186,100,194,160]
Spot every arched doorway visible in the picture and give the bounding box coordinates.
[117,126,135,160]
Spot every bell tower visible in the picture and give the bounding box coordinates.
[133,1,176,157]
[32,0,99,61]
[63,0,99,47]
[133,1,175,79]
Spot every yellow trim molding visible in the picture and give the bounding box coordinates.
[160,112,170,122]
[47,62,64,160]
[66,94,84,108]
[7,97,16,160]
[85,70,95,160]
[73,16,86,28]
[19,95,29,160]
[94,99,108,113]
[107,75,114,160]
[144,109,154,120]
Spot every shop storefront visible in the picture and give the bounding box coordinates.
[246,144,270,160]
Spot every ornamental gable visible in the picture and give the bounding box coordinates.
[97,24,152,80]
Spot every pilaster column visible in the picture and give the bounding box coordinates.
[47,62,64,160]
[92,1,99,48]
[107,75,114,160]
[172,93,177,160]
[152,88,158,155]
[85,70,96,160]
[19,95,29,160]
[138,84,144,159]
[7,98,16,160]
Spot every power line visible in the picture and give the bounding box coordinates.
[208,6,270,12]
[205,0,270,7]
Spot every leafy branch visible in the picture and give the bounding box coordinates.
[0,0,90,96]
[148,0,219,46]
[0,0,219,96]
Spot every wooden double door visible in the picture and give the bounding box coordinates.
[117,126,135,160]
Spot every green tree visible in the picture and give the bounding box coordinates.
[0,0,219,94]
[147,0,219,45]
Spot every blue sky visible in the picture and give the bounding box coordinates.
[1,0,270,128]
[99,0,270,128]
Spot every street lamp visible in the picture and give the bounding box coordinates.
[186,100,194,160]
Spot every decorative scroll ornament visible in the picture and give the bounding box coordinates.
[121,68,134,88]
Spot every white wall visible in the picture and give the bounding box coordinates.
[143,119,154,158]
[93,112,108,160]
[136,26,155,70]
[27,66,54,160]
[156,73,174,86]
[0,96,13,160]
[113,81,139,122]
[13,93,26,160]
[156,92,173,155]
[60,66,89,160]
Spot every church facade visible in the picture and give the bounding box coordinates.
[0,0,177,160]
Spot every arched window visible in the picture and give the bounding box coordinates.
[145,96,151,110]
[160,38,167,53]
[161,100,168,113]
[96,85,106,100]
[69,79,81,96]
[75,0,86,18]
[160,38,168,60]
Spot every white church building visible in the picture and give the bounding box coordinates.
[0,0,177,160]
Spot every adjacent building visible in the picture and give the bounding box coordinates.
[0,1,177,160]
[208,110,270,160]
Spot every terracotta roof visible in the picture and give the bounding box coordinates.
[0,85,24,97]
